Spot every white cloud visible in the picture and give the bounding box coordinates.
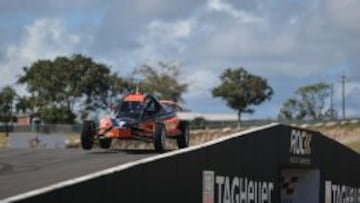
[207,0,263,23]
[1,1,360,117]
[0,18,81,87]
[186,69,218,96]
[133,19,195,62]
[147,20,192,39]
[202,25,297,59]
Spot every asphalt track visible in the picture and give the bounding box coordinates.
[0,148,156,199]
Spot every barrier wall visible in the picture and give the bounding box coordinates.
[7,124,360,203]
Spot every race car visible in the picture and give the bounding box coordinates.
[80,92,190,152]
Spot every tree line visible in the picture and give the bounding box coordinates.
[0,54,335,124]
[0,54,189,124]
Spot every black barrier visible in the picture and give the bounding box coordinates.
[9,124,360,203]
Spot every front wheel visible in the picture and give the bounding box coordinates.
[177,121,190,149]
[81,121,96,150]
[153,123,166,153]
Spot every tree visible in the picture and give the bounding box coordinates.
[17,54,127,123]
[133,61,188,102]
[0,86,17,122]
[15,96,35,114]
[279,98,307,120]
[279,83,331,121]
[0,86,17,136]
[40,106,76,124]
[212,67,273,123]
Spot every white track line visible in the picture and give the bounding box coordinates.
[1,123,279,203]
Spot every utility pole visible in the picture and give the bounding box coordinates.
[341,75,346,120]
[330,83,334,119]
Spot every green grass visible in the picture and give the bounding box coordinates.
[0,133,8,149]
[346,140,360,153]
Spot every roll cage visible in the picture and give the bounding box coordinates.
[116,93,176,121]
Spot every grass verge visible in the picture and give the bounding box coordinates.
[346,139,360,153]
[0,132,8,149]
[65,133,80,148]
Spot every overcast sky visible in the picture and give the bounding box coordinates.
[0,0,359,119]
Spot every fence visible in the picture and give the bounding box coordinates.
[0,124,82,134]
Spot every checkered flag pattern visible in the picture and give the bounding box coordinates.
[281,176,299,196]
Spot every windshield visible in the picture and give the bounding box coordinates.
[117,101,143,118]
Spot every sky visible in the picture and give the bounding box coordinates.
[0,0,359,119]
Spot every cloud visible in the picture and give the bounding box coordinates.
[331,80,360,118]
[1,0,360,117]
[100,0,360,116]
[324,0,360,33]
[90,0,204,55]
[0,18,81,88]
[148,20,193,40]
[133,19,195,61]
[207,0,263,23]
[0,0,103,16]
[185,69,218,97]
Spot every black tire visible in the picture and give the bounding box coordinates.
[177,121,190,149]
[81,121,96,150]
[153,123,166,153]
[99,138,112,149]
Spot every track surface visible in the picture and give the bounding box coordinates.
[0,148,156,199]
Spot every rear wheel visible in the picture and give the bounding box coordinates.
[81,121,96,150]
[99,138,112,149]
[153,123,166,153]
[177,121,190,149]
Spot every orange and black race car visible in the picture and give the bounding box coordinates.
[81,92,190,152]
